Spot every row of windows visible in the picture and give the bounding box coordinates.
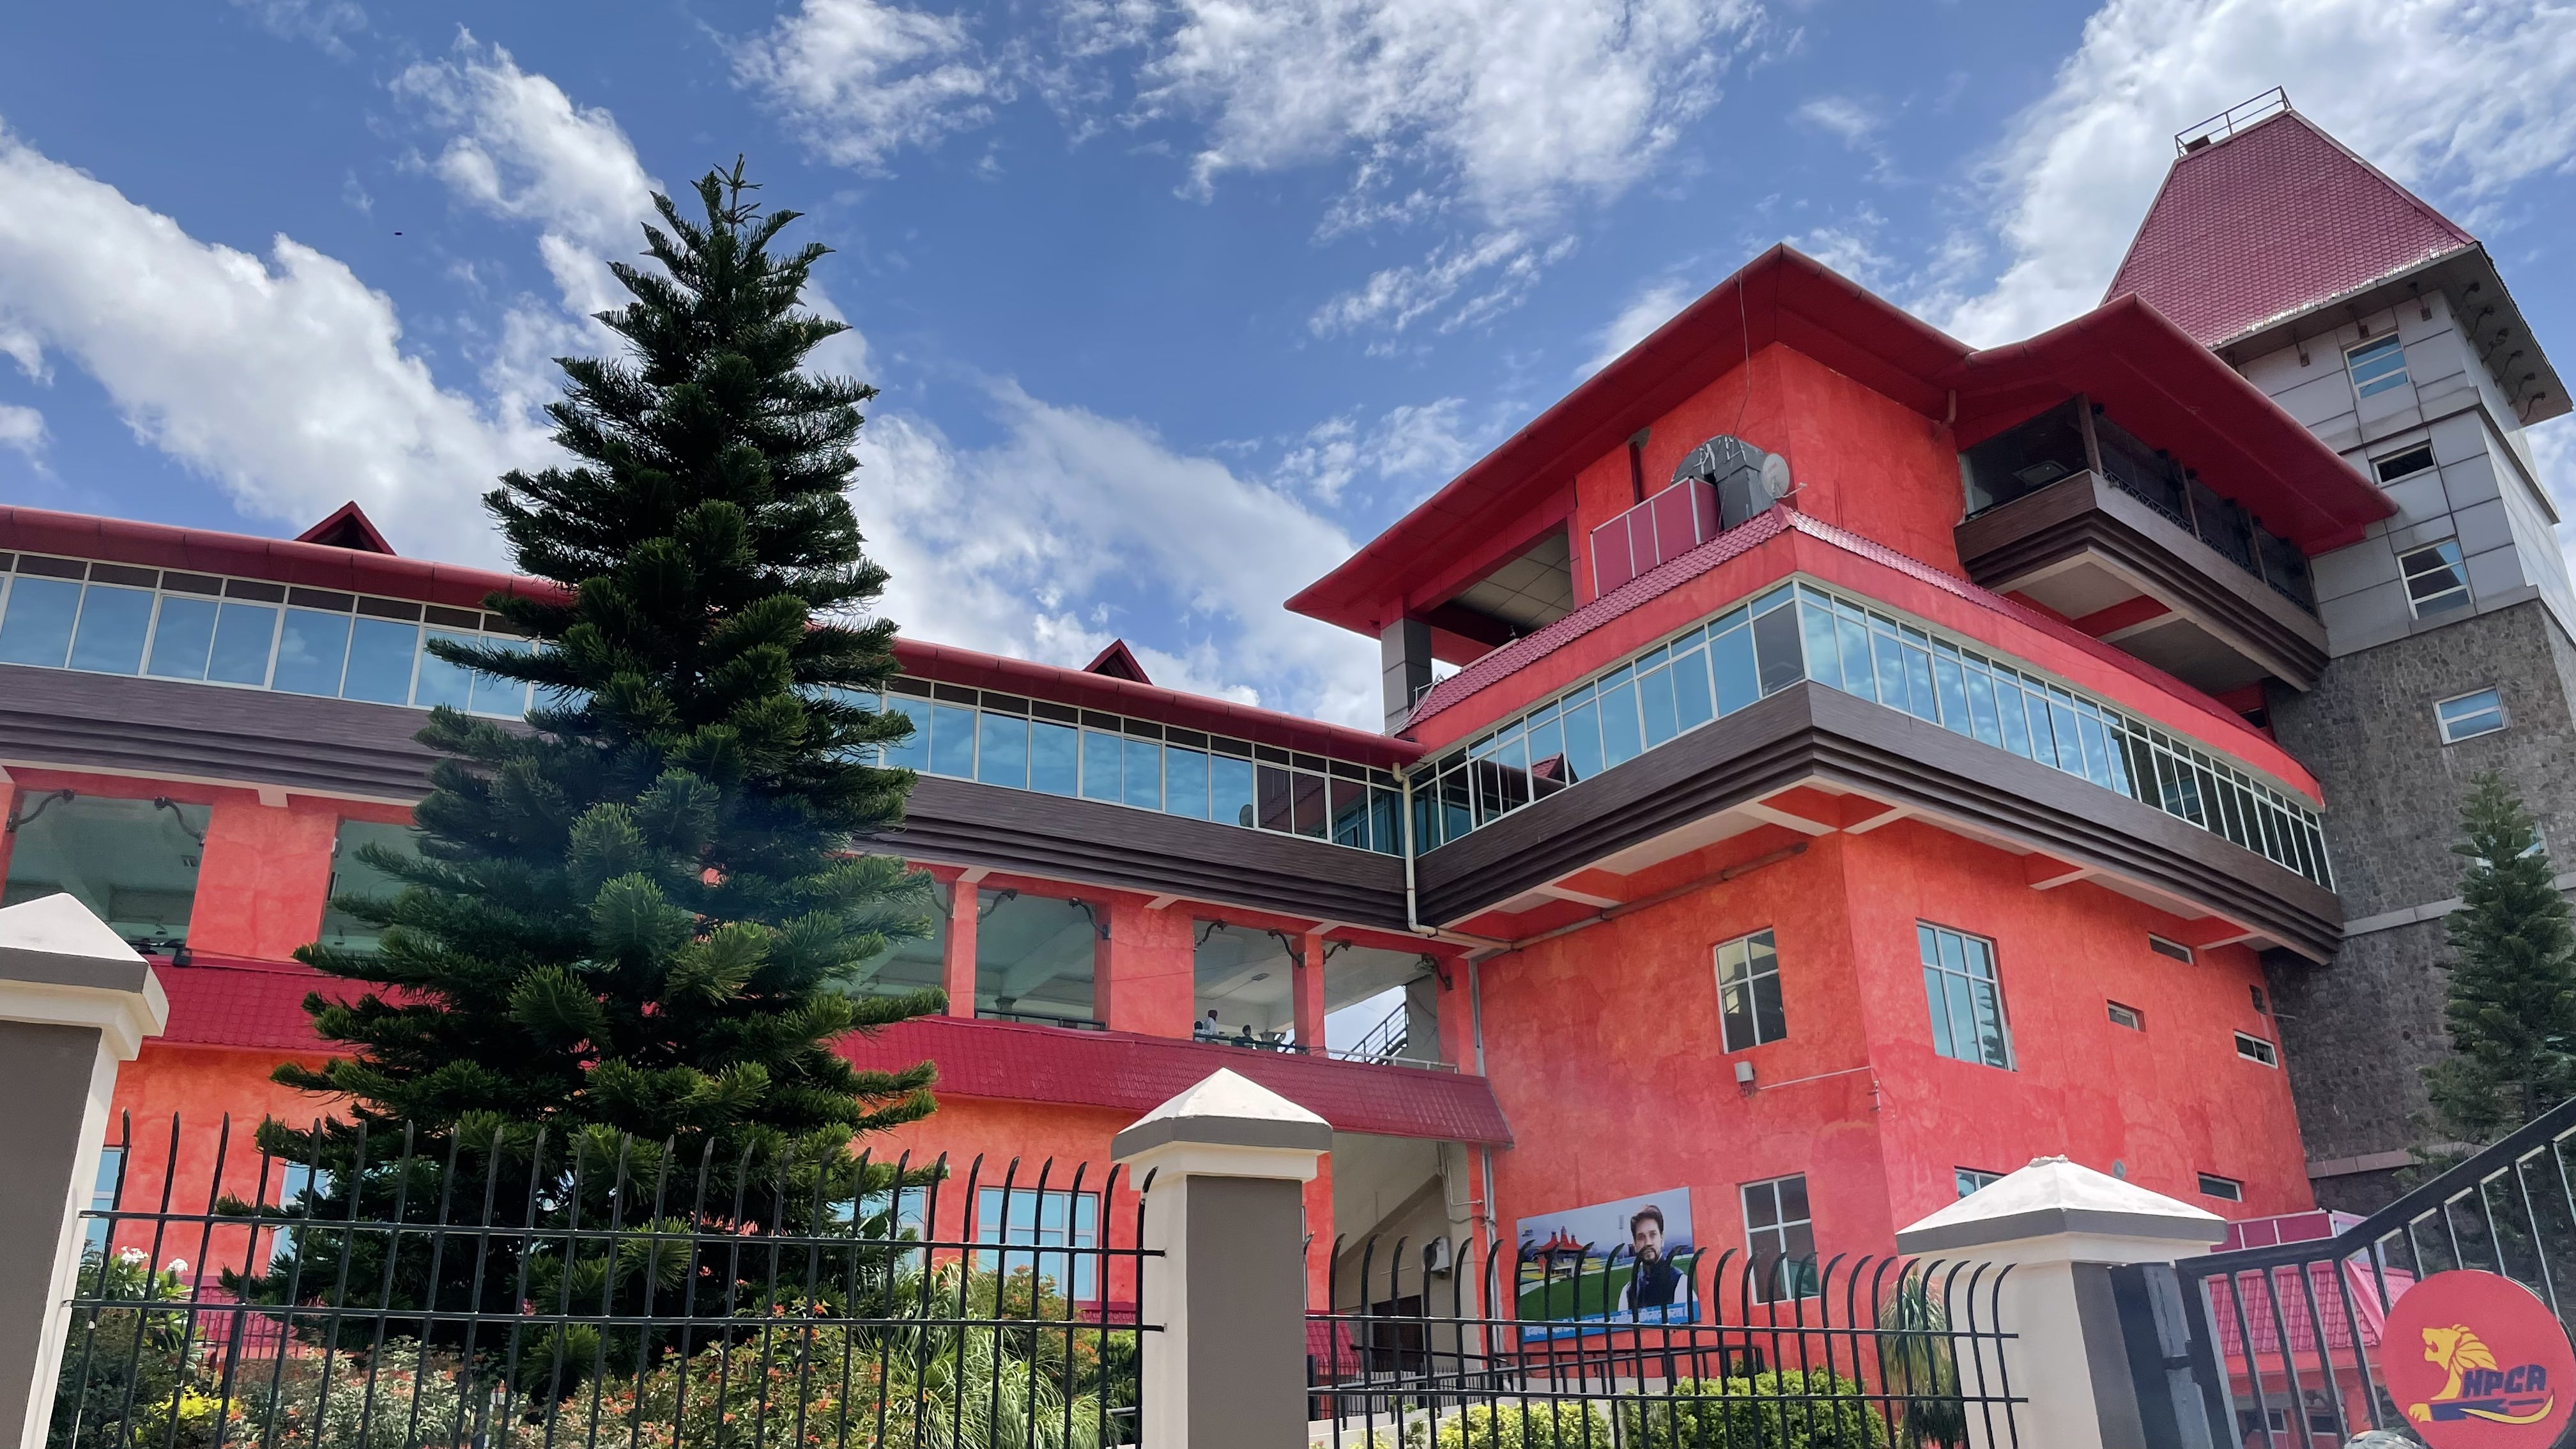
[1416,581,2334,887]
[1717,923,2281,1080]
[0,553,535,718]
[859,679,1406,855]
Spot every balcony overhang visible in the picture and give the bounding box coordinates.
[878,774,1413,933]
[1954,471,2329,693]
[1414,680,2342,962]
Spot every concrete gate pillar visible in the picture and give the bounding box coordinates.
[0,894,167,1449]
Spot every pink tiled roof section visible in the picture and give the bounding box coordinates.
[2106,110,2476,347]
[1400,507,2317,801]
[153,954,362,1054]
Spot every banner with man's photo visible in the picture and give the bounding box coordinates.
[1512,1188,1696,1340]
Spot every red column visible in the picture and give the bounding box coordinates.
[1305,1156,1336,1310]
[1292,928,1329,1053]
[1101,898,1195,1038]
[942,878,977,1018]
[0,772,18,894]
[188,797,341,961]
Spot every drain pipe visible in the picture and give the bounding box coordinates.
[1397,762,1512,953]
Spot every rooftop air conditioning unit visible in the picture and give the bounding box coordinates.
[1588,435,1786,595]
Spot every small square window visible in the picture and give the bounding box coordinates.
[2107,1000,2145,1031]
[1742,1174,1817,1302]
[2372,443,2437,482]
[1954,1167,2003,1199]
[2235,1032,2278,1067]
[1918,923,2012,1070]
[1714,929,1786,1051]
[2147,935,2193,964]
[2196,1172,2242,1202]
[2399,541,2472,617]
[2436,688,2506,744]
[2346,336,2410,399]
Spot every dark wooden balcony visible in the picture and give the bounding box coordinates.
[1954,470,2329,693]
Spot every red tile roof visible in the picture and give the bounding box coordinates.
[148,955,1510,1144]
[2106,110,2476,348]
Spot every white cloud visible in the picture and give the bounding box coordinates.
[229,0,366,56]
[1582,280,1694,376]
[0,402,43,459]
[853,385,1379,724]
[735,0,1004,172]
[1931,0,2576,346]
[0,123,543,561]
[1311,229,1576,338]
[1142,0,1760,224]
[1275,396,1474,505]
[1795,95,1880,148]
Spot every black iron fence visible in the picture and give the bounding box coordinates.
[2170,1095,2576,1448]
[52,1116,1155,1449]
[1307,1231,2021,1446]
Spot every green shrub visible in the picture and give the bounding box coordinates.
[1403,1402,1613,1449]
[1616,1373,1891,1449]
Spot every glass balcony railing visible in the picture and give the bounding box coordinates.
[1411,580,2333,888]
[847,678,1407,856]
[0,552,535,717]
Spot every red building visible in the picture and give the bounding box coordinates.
[20,101,2543,1325]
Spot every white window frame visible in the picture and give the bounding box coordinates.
[1713,928,1786,1052]
[2435,687,2506,744]
[1741,1174,1818,1303]
[2147,934,2193,964]
[2345,335,2411,399]
[2197,1172,2243,1202]
[2372,441,2437,483]
[2398,540,2472,617]
[1953,1167,2002,1199]
[2234,1031,2278,1067]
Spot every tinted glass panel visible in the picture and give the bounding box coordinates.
[927,703,977,777]
[1211,754,1255,827]
[1163,747,1211,819]
[206,603,279,686]
[1291,771,1328,837]
[0,576,79,666]
[1121,739,1162,809]
[1029,720,1080,795]
[1257,765,1294,832]
[467,641,530,717]
[340,618,420,705]
[977,712,1029,788]
[144,596,218,680]
[881,694,931,770]
[1080,729,1122,801]
[272,608,352,697]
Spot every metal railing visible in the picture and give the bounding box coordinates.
[2177,88,2291,153]
[54,1115,1156,1449]
[2174,1095,2576,1446]
[1345,1002,1410,1065]
[1307,1230,2021,1446]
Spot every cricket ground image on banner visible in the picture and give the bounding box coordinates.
[1513,1187,1697,1340]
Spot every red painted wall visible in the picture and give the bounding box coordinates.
[1471,822,2312,1278]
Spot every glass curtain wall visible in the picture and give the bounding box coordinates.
[0,553,535,717]
[973,890,1100,1027]
[1411,581,2333,887]
[1,793,209,952]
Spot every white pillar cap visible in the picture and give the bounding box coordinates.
[1112,1069,1330,1181]
[0,894,168,1059]
[1897,1154,2226,1256]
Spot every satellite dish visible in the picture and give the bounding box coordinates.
[1760,452,1795,500]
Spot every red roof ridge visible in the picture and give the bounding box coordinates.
[1082,638,1153,684]
[295,502,399,555]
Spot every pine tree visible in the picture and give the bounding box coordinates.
[2423,770,2576,1144]
[226,163,942,1368]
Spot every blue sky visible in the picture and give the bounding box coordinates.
[1,0,2571,728]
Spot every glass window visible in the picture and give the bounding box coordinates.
[848,875,947,1004]
[2107,1000,2144,1031]
[977,712,1029,788]
[2400,540,2471,617]
[2436,688,2505,743]
[1121,738,1162,810]
[1080,729,1123,802]
[881,694,931,770]
[2373,443,2437,482]
[1329,778,1370,848]
[466,640,532,718]
[976,1187,1101,1301]
[316,820,422,954]
[1637,659,1680,747]
[926,702,976,778]
[1165,747,1211,820]
[68,586,154,675]
[1711,622,1759,716]
[1290,770,1328,838]
[272,1162,335,1262]
[2196,1173,2242,1202]
[0,576,80,666]
[411,628,475,709]
[1598,673,1643,768]
[1919,923,2012,1070]
[271,608,352,697]
[339,618,420,705]
[2234,1032,2277,1067]
[1561,696,1605,783]
[1029,720,1080,795]
[206,602,280,686]
[974,890,1098,1027]
[144,596,218,680]
[84,1147,125,1257]
[1953,1168,2001,1199]
[1211,754,1255,827]
[1671,645,1715,731]
[1742,1174,1816,1303]
[2345,335,2409,399]
[0,793,208,954]
[1714,929,1785,1052]
[1256,765,1294,832]
[1752,600,1805,695]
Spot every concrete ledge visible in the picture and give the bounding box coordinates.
[1897,1206,2233,1255]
